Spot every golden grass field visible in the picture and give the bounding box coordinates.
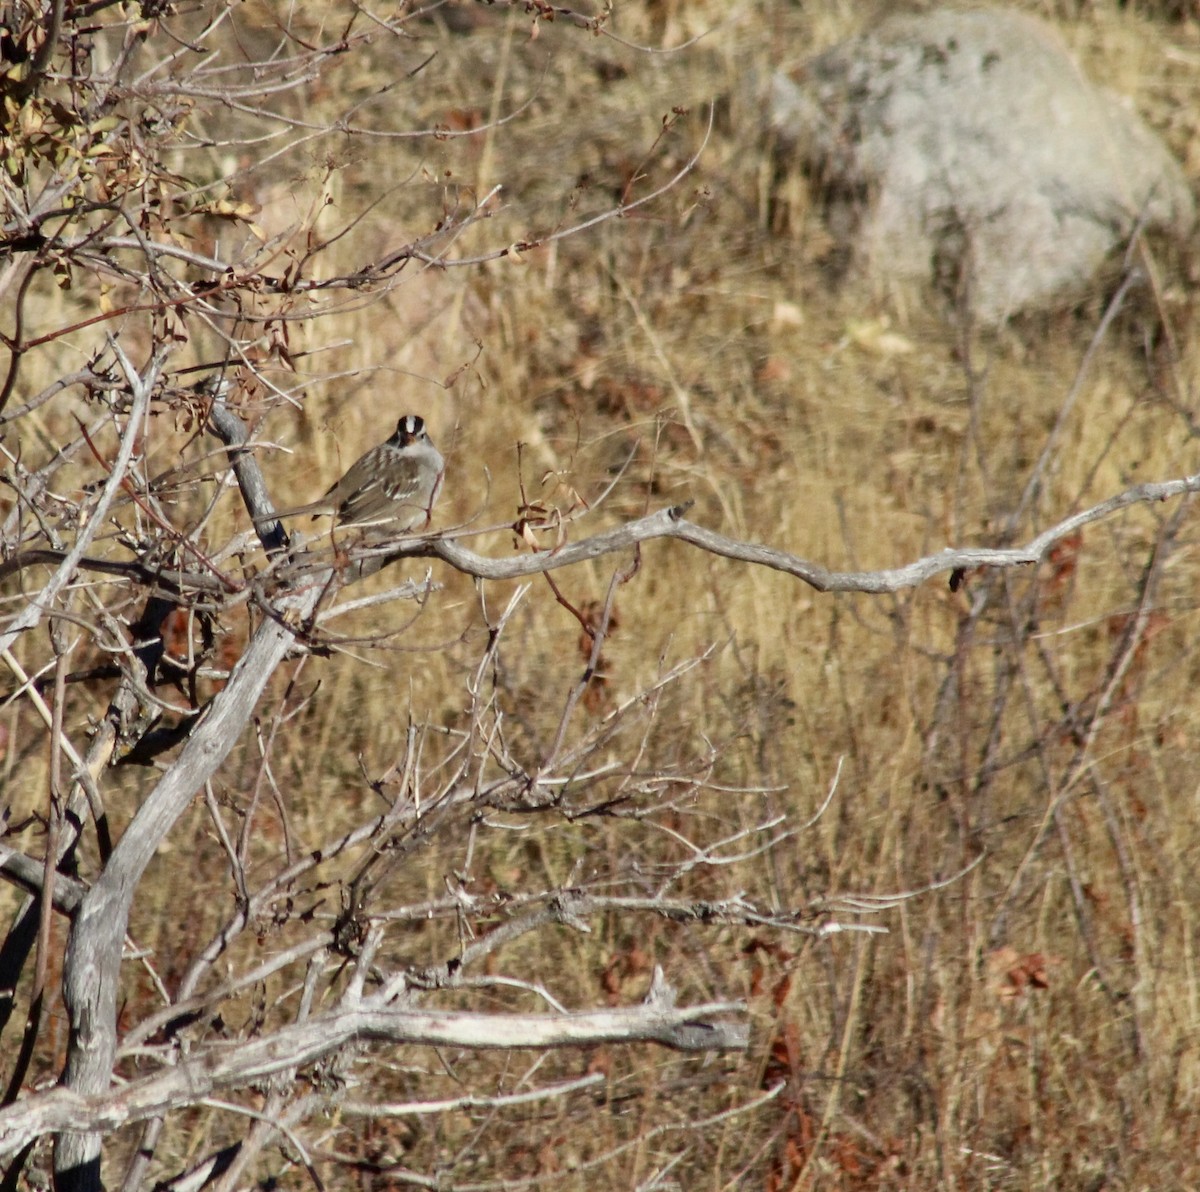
[3,0,1200,1187]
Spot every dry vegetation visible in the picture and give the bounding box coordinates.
[2,0,1200,1188]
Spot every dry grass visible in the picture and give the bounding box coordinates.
[3,0,1200,1187]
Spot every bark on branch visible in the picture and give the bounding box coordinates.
[403,469,1200,590]
[0,994,744,1158]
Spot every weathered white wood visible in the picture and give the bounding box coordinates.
[3,995,746,1158]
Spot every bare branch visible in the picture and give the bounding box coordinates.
[0,346,164,654]
[0,992,745,1158]
[405,472,1200,590]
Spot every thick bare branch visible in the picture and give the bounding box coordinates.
[406,471,1200,590]
[0,992,744,1158]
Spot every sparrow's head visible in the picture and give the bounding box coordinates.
[393,414,428,447]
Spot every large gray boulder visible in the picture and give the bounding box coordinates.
[770,8,1195,325]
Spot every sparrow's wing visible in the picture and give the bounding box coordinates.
[337,480,392,525]
[337,466,425,527]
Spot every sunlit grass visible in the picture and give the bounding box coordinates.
[2,0,1198,1186]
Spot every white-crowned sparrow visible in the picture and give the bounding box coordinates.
[260,414,443,533]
